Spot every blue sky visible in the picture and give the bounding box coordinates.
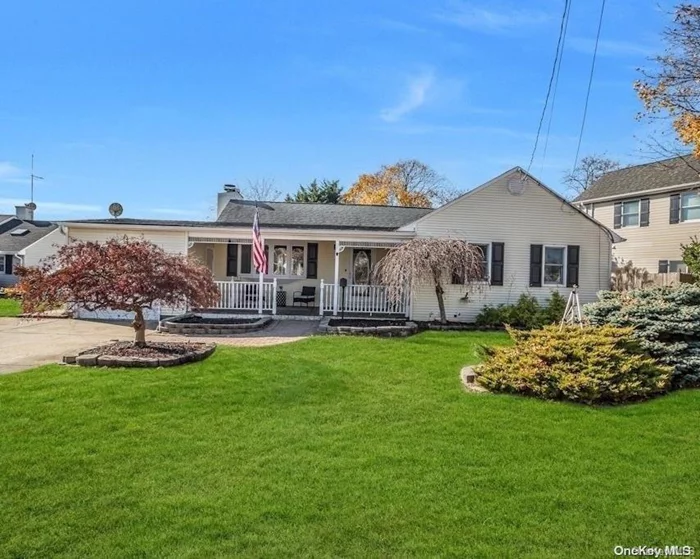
[0,0,674,220]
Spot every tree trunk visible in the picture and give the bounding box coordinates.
[132,307,147,347]
[434,281,447,324]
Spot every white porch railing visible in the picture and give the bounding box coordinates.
[319,281,409,316]
[214,280,276,312]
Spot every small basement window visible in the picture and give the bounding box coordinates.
[658,260,688,273]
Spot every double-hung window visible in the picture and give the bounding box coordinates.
[272,244,305,277]
[621,200,640,227]
[452,243,489,284]
[543,246,565,285]
[681,192,700,222]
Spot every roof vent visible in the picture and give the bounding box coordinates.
[10,228,29,236]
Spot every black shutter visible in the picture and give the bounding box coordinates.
[264,245,269,274]
[226,243,238,276]
[307,243,318,279]
[240,245,252,274]
[490,242,504,286]
[613,202,622,229]
[640,198,650,227]
[670,193,681,224]
[529,244,542,287]
[4,255,13,275]
[566,245,580,288]
[658,260,669,273]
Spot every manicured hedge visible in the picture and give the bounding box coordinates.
[476,326,671,405]
[584,285,700,387]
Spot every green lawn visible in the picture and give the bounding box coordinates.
[1,332,699,557]
[0,297,21,317]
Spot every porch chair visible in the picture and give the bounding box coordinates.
[292,286,316,308]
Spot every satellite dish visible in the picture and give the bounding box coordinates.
[507,177,526,196]
[26,202,37,211]
[109,202,124,218]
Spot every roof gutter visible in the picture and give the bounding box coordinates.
[578,180,700,204]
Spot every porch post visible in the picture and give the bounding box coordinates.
[333,241,340,316]
[319,280,325,316]
[272,277,277,315]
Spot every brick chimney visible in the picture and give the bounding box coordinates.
[217,184,243,218]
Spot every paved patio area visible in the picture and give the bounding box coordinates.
[0,318,318,374]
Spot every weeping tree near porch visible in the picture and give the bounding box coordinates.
[373,238,486,324]
[16,237,219,346]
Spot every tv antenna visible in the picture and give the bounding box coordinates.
[30,154,44,204]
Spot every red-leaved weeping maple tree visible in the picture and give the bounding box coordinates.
[16,237,219,346]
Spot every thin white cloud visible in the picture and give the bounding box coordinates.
[380,71,435,123]
[374,18,432,34]
[0,198,101,214]
[569,37,656,58]
[436,2,550,33]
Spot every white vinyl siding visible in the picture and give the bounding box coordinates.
[20,228,66,267]
[594,193,700,272]
[408,171,611,322]
[66,228,188,254]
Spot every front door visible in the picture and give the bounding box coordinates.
[352,249,371,285]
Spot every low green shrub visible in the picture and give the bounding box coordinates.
[476,325,671,405]
[475,291,567,329]
[584,285,700,387]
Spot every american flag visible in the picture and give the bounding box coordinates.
[252,208,266,273]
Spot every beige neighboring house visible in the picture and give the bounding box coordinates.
[575,155,700,273]
[60,167,618,323]
[0,205,66,287]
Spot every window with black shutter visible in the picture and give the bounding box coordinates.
[307,243,318,279]
[490,242,504,286]
[529,244,543,287]
[240,244,252,274]
[670,193,681,224]
[4,254,13,275]
[226,243,238,276]
[613,202,622,229]
[566,245,580,287]
[640,198,650,227]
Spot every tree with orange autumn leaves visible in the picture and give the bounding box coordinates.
[636,5,700,158]
[343,159,460,208]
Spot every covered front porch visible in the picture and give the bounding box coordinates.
[187,236,410,317]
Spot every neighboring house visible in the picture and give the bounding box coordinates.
[575,155,700,273]
[0,205,65,287]
[61,168,617,322]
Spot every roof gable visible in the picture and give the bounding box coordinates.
[576,155,700,202]
[0,219,58,252]
[400,167,622,243]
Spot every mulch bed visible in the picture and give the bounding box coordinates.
[328,319,407,327]
[168,316,259,325]
[80,341,205,358]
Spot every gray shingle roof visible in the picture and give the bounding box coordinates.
[69,202,434,231]
[217,200,433,230]
[576,155,700,202]
[0,218,58,252]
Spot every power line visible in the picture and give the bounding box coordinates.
[571,0,607,172]
[540,0,572,175]
[528,0,572,173]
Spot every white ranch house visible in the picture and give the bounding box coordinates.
[61,168,620,322]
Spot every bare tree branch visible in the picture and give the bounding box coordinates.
[242,178,282,202]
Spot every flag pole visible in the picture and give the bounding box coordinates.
[258,235,264,315]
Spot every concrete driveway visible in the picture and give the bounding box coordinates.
[0,318,135,374]
[0,317,319,374]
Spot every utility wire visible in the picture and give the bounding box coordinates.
[571,0,607,172]
[528,0,572,173]
[540,0,572,175]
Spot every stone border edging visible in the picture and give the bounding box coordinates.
[318,317,418,337]
[159,314,272,336]
[460,365,489,393]
[63,343,216,368]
